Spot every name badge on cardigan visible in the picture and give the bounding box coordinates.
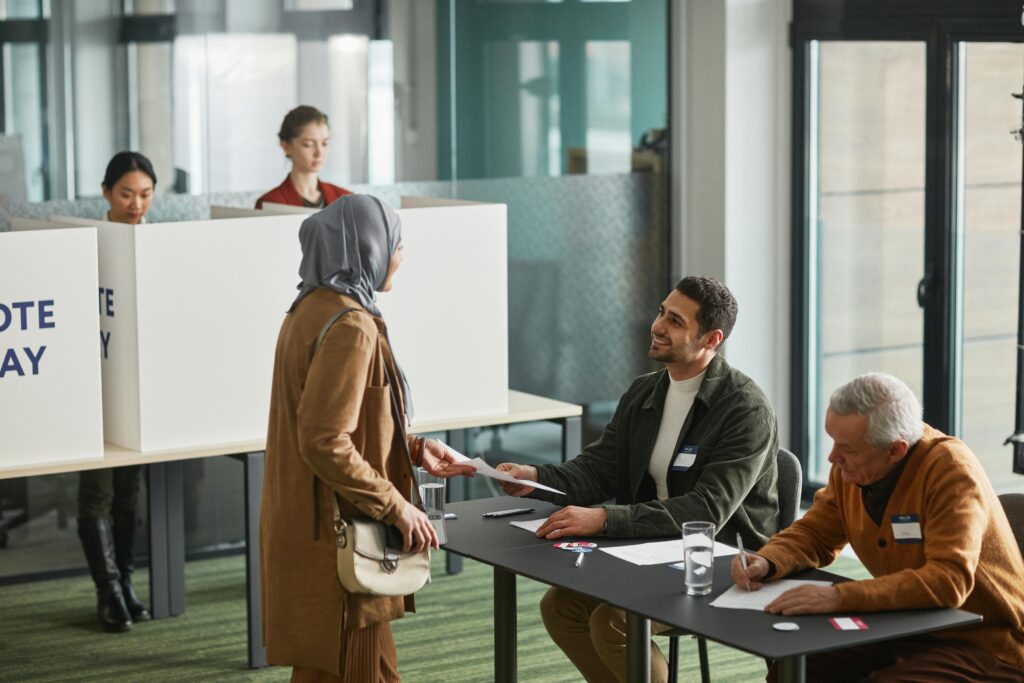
[891,514,923,544]
[671,445,698,472]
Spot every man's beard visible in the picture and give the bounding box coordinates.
[648,342,678,364]
[648,337,699,365]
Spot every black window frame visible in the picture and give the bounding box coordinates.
[790,1,1024,495]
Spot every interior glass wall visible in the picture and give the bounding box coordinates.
[0,0,669,580]
[1,43,44,201]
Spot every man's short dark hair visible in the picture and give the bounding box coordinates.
[674,276,738,340]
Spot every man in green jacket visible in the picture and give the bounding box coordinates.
[497,275,780,683]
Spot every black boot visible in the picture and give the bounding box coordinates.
[77,517,133,632]
[112,511,151,622]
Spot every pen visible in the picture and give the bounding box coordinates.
[481,507,536,518]
[736,532,752,591]
[574,551,584,568]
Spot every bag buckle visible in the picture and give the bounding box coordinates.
[380,552,400,574]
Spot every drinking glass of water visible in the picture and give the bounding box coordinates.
[682,521,715,596]
[416,468,446,514]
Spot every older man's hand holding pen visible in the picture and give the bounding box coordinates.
[730,549,770,592]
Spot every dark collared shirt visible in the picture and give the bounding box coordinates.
[858,446,914,526]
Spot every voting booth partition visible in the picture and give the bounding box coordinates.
[382,199,509,421]
[206,205,267,220]
[11,199,507,454]
[42,213,306,452]
[214,197,511,423]
[0,227,104,469]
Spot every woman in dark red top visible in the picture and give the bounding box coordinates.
[255,105,352,209]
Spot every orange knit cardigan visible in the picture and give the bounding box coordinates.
[758,425,1024,669]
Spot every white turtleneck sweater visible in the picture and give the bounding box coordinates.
[647,371,705,500]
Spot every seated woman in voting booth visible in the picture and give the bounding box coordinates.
[99,151,156,225]
[76,151,158,633]
[254,105,352,210]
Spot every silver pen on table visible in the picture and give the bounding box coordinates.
[574,551,584,568]
[736,532,751,591]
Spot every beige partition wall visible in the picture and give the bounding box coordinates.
[20,202,507,451]
[382,200,509,421]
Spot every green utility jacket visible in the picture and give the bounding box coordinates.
[532,354,780,549]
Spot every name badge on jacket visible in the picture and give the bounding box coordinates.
[671,445,698,472]
[891,514,923,544]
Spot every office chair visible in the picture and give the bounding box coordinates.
[664,447,803,683]
[997,493,1024,560]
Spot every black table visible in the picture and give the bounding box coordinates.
[443,497,984,683]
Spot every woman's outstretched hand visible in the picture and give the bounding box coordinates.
[419,438,477,478]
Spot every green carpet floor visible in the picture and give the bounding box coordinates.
[0,552,870,682]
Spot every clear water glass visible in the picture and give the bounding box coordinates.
[682,521,715,596]
[416,467,446,514]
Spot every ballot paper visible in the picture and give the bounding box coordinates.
[443,445,566,495]
[509,518,547,533]
[710,580,833,611]
[599,539,738,566]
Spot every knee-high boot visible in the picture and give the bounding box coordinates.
[76,516,133,632]
[111,511,151,621]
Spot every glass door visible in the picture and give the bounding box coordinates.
[957,42,1024,493]
[802,40,928,481]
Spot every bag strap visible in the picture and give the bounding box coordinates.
[305,306,422,541]
[309,307,358,540]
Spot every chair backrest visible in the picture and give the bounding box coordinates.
[997,493,1024,561]
[777,448,803,529]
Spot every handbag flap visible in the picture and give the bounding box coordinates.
[345,518,419,563]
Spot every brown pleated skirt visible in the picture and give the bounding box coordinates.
[291,622,400,683]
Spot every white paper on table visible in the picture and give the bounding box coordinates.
[710,579,833,611]
[509,518,547,533]
[443,444,566,495]
[599,539,738,566]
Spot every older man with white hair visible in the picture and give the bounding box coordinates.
[732,372,1024,682]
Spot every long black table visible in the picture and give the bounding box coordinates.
[442,497,984,683]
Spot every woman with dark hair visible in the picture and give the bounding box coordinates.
[101,151,156,224]
[260,194,471,681]
[255,105,351,209]
[76,152,158,633]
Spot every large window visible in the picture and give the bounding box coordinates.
[805,41,926,483]
[959,43,1023,492]
[792,2,1024,494]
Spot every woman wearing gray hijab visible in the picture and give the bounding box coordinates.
[260,194,472,682]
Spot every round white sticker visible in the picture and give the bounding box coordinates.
[772,622,800,632]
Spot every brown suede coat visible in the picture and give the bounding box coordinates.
[260,289,419,674]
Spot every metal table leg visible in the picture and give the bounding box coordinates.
[146,463,169,619]
[146,461,185,618]
[494,567,517,683]
[626,612,651,683]
[558,415,581,462]
[241,452,267,668]
[777,654,806,683]
[166,461,185,616]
